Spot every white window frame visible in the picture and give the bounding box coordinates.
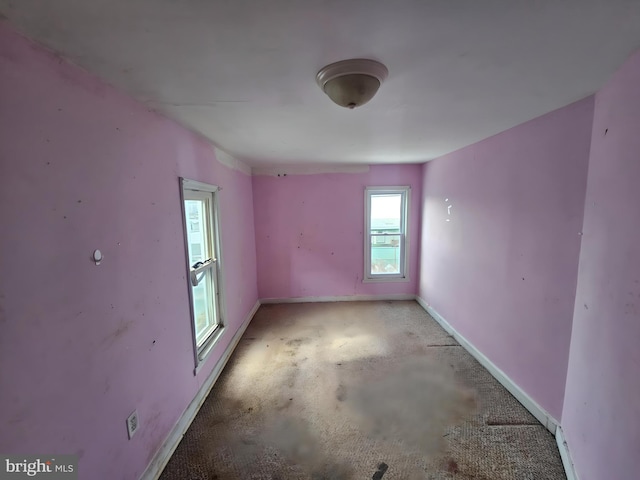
[179,178,227,374]
[364,186,410,282]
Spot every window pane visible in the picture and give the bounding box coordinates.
[185,200,209,265]
[365,188,408,280]
[192,270,217,346]
[190,243,202,262]
[184,197,217,347]
[371,234,402,275]
[370,194,401,234]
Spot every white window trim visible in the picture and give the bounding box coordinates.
[363,186,410,283]
[179,178,227,374]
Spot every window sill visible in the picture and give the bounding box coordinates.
[362,276,410,283]
[193,325,225,376]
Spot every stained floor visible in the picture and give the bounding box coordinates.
[159,301,566,480]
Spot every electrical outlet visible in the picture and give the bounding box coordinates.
[126,410,139,439]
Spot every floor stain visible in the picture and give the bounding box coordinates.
[159,301,566,480]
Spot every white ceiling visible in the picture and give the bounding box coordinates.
[2,0,640,167]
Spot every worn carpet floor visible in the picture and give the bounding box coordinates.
[159,301,566,480]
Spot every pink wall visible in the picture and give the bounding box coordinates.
[418,98,594,420]
[562,51,640,480]
[0,23,258,480]
[252,165,422,299]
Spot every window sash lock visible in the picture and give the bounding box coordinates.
[190,258,216,286]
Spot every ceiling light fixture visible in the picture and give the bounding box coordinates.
[316,58,388,109]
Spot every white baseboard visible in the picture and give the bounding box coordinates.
[139,299,260,480]
[414,296,558,434]
[259,293,416,304]
[556,426,579,480]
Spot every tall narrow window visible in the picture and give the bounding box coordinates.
[180,178,224,368]
[364,186,410,281]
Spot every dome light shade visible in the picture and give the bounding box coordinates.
[316,59,388,109]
